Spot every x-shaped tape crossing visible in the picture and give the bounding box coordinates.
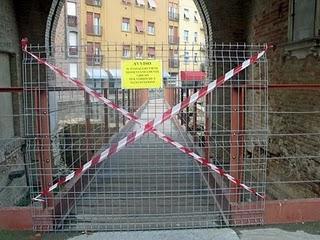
[21,39,270,202]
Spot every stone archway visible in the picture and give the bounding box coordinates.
[45,0,65,51]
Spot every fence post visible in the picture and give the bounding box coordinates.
[230,87,245,203]
[193,87,197,142]
[36,90,54,208]
[115,89,120,131]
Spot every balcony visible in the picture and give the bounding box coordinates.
[68,46,78,56]
[87,55,103,66]
[86,24,102,36]
[86,0,102,6]
[168,11,179,21]
[169,58,179,68]
[168,35,179,44]
[67,15,78,27]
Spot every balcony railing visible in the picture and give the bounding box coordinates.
[199,43,206,52]
[169,58,179,68]
[168,11,179,21]
[86,24,102,36]
[67,15,78,27]
[87,55,103,66]
[122,0,131,4]
[68,46,79,56]
[86,0,102,6]
[168,35,179,44]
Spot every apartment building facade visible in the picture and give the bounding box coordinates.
[168,0,180,83]
[179,0,206,85]
[56,0,206,89]
[80,0,170,89]
[55,0,81,82]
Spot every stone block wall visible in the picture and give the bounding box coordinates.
[0,139,28,207]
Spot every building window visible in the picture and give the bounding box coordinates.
[194,11,198,22]
[67,2,77,27]
[87,42,102,65]
[285,0,320,58]
[184,51,190,63]
[136,45,143,58]
[136,0,145,7]
[67,2,76,16]
[147,22,155,35]
[169,26,179,44]
[93,13,101,33]
[194,52,198,63]
[0,53,14,138]
[147,0,157,9]
[69,63,78,78]
[147,47,156,58]
[135,19,144,33]
[194,32,198,43]
[122,18,130,32]
[169,49,179,68]
[168,3,179,21]
[87,12,102,35]
[68,31,78,56]
[86,0,101,6]
[290,0,318,41]
[184,8,190,20]
[183,30,189,42]
[122,0,131,4]
[94,43,101,56]
[123,45,131,58]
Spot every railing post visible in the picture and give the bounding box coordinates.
[230,87,245,203]
[186,88,190,131]
[204,93,210,160]
[104,88,109,141]
[85,92,93,160]
[122,89,125,125]
[180,87,184,126]
[193,87,197,142]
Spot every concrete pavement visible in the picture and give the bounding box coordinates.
[63,228,320,240]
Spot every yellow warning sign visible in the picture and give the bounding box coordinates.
[121,60,163,89]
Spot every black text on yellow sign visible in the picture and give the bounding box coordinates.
[121,60,163,89]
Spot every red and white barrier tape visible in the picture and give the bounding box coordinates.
[22,39,270,201]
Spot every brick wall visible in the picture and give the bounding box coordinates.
[202,0,246,42]
[245,0,320,199]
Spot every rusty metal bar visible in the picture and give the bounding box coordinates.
[35,90,54,208]
[232,198,320,225]
[193,87,197,142]
[104,89,109,141]
[85,92,93,161]
[229,87,245,203]
[115,89,120,131]
[204,93,210,160]
[0,87,24,92]
[0,208,33,230]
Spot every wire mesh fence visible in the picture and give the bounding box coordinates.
[267,87,320,200]
[18,43,269,231]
